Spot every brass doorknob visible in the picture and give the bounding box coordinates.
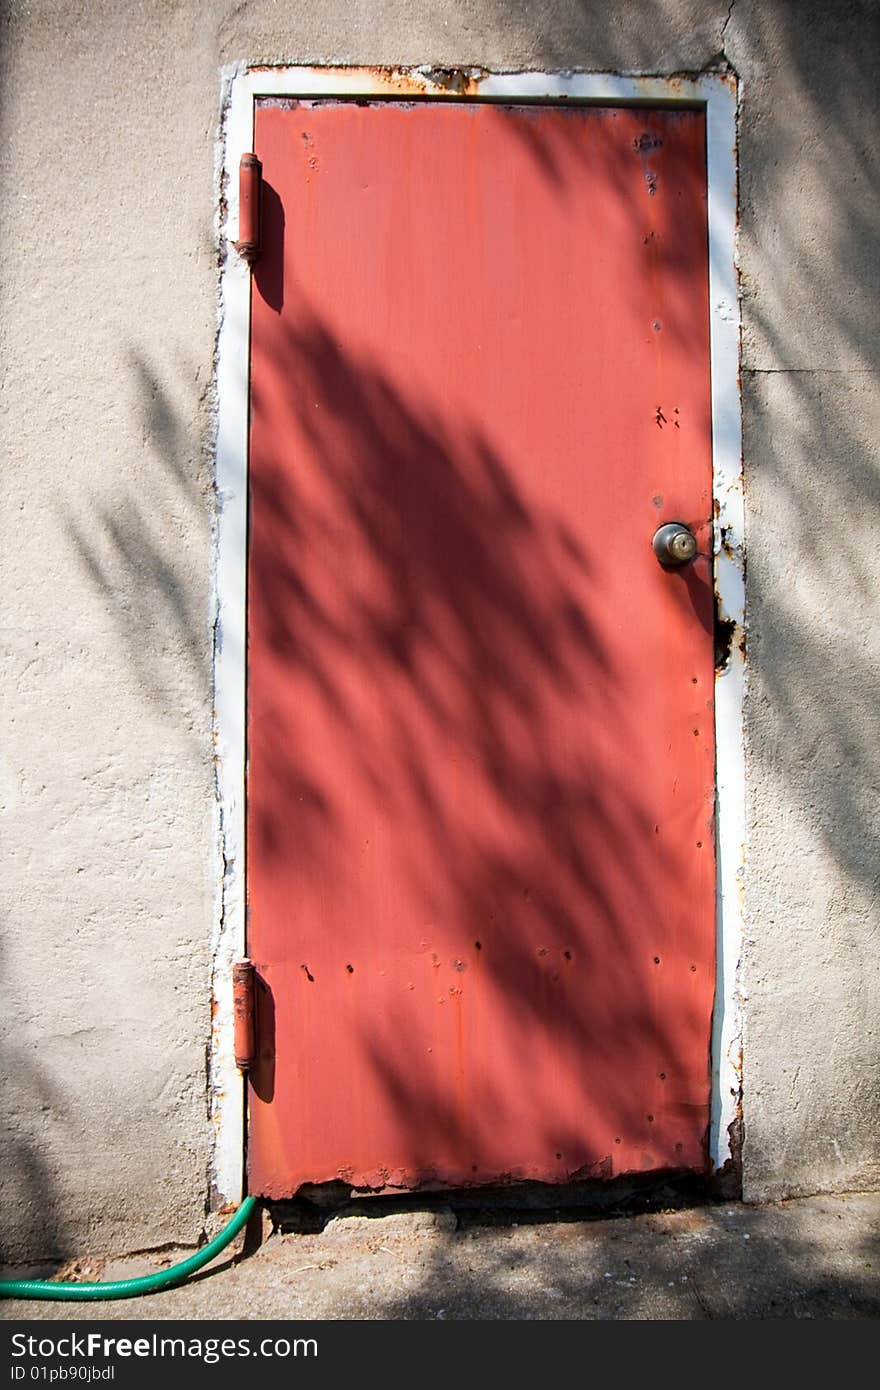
[653,522,697,567]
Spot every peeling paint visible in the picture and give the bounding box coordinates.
[209,61,251,1210]
[702,68,745,1181]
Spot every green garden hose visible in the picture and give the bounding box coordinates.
[0,1195,257,1301]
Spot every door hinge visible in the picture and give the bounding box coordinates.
[232,958,256,1070]
[233,153,262,266]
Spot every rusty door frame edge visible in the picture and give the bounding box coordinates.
[210,65,745,1208]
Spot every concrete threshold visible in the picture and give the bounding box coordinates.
[2,1191,878,1321]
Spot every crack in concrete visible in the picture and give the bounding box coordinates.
[742,366,876,375]
[689,1271,715,1318]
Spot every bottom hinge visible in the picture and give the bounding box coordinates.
[232,958,256,1070]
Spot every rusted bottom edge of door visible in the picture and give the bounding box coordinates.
[249,1149,730,1202]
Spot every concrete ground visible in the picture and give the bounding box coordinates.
[2,1190,878,1320]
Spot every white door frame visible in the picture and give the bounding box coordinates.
[210,64,745,1208]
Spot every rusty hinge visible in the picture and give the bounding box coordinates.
[232,958,256,1070]
[233,153,262,265]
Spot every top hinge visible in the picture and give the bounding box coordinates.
[233,153,262,266]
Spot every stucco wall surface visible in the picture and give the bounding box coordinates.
[0,0,876,1259]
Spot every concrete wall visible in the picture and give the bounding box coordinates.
[0,0,877,1260]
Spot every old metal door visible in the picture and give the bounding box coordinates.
[246,99,715,1196]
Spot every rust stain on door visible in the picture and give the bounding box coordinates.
[246,100,715,1196]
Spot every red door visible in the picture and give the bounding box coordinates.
[246,100,715,1196]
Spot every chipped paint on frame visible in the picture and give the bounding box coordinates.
[210,64,744,1206]
[704,72,746,1178]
